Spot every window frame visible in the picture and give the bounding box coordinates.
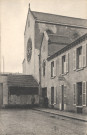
[62,55,66,74]
[77,46,82,69]
[51,61,54,77]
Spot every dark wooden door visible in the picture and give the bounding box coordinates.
[62,85,64,110]
[77,82,82,106]
[51,87,54,105]
[42,87,47,98]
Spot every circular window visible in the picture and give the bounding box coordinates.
[27,38,32,62]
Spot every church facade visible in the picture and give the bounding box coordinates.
[22,5,87,113]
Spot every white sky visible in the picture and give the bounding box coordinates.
[0,0,87,73]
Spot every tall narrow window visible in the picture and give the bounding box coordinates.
[77,82,82,106]
[82,44,87,67]
[62,55,66,74]
[73,49,76,70]
[73,84,76,105]
[77,46,82,69]
[51,61,54,77]
[43,60,46,76]
[82,81,87,106]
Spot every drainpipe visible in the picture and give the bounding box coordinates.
[38,34,44,105]
[38,53,41,97]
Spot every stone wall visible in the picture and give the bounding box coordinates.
[0,75,8,107]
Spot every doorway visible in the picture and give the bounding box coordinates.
[77,82,82,106]
[51,87,54,105]
[42,87,47,98]
[61,85,64,110]
[77,82,82,113]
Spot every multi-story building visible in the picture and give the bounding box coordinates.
[41,33,87,114]
[22,5,87,113]
[22,5,87,83]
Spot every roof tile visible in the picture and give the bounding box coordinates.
[7,74,39,87]
[32,11,87,28]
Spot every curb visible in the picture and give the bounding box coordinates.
[34,108,87,122]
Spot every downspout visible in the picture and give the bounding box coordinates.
[39,34,44,98]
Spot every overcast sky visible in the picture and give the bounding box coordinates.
[1,0,87,73]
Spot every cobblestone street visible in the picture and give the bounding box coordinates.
[0,109,87,135]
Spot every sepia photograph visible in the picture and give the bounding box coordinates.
[0,0,87,134]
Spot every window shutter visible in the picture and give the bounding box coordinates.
[53,67,54,77]
[56,58,59,76]
[82,81,87,106]
[64,62,66,73]
[79,55,82,68]
[54,60,56,76]
[59,56,62,74]
[66,53,69,73]
[82,44,87,68]
[73,84,77,105]
[56,87,58,104]
[54,87,57,104]
[64,85,67,104]
[73,49,76,70]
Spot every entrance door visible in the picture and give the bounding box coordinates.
[61,85,64,110]
[42,87,47,98]
[77,82,82,113]
[0,83,3,106]
[77,82,82,106]
[51,87,54,105]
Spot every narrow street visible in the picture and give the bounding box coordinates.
[0,109,87,135]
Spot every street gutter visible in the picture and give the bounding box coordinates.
[33,108,87,122]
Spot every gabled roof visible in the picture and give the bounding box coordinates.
[48,34,71,45]
[47,33,87,61]
[48,44,67,56]
[48,34,69,56]
[7,74,39,87]
[32,11,87,28]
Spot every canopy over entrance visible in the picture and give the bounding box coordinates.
[7,74,39,88]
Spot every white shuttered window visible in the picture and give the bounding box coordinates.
[82,81,87,106]
[54,60,56,77]
[73,84,77,105]
[73,49,76,70]
[66,53,69,73]
[82,44,87,67]
[56,58,59,76]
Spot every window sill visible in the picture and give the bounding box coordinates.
[51,76,56,79]
[61,73,67,76]
[61,72,68,76]
[76,67,84,72]
[76,106,83,108]
[73,104,76,106]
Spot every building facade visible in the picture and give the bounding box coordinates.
[41,33,87,114]
[22,5,87,83]
[22,5,87,113]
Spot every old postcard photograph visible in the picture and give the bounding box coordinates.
[0,0,87,134]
